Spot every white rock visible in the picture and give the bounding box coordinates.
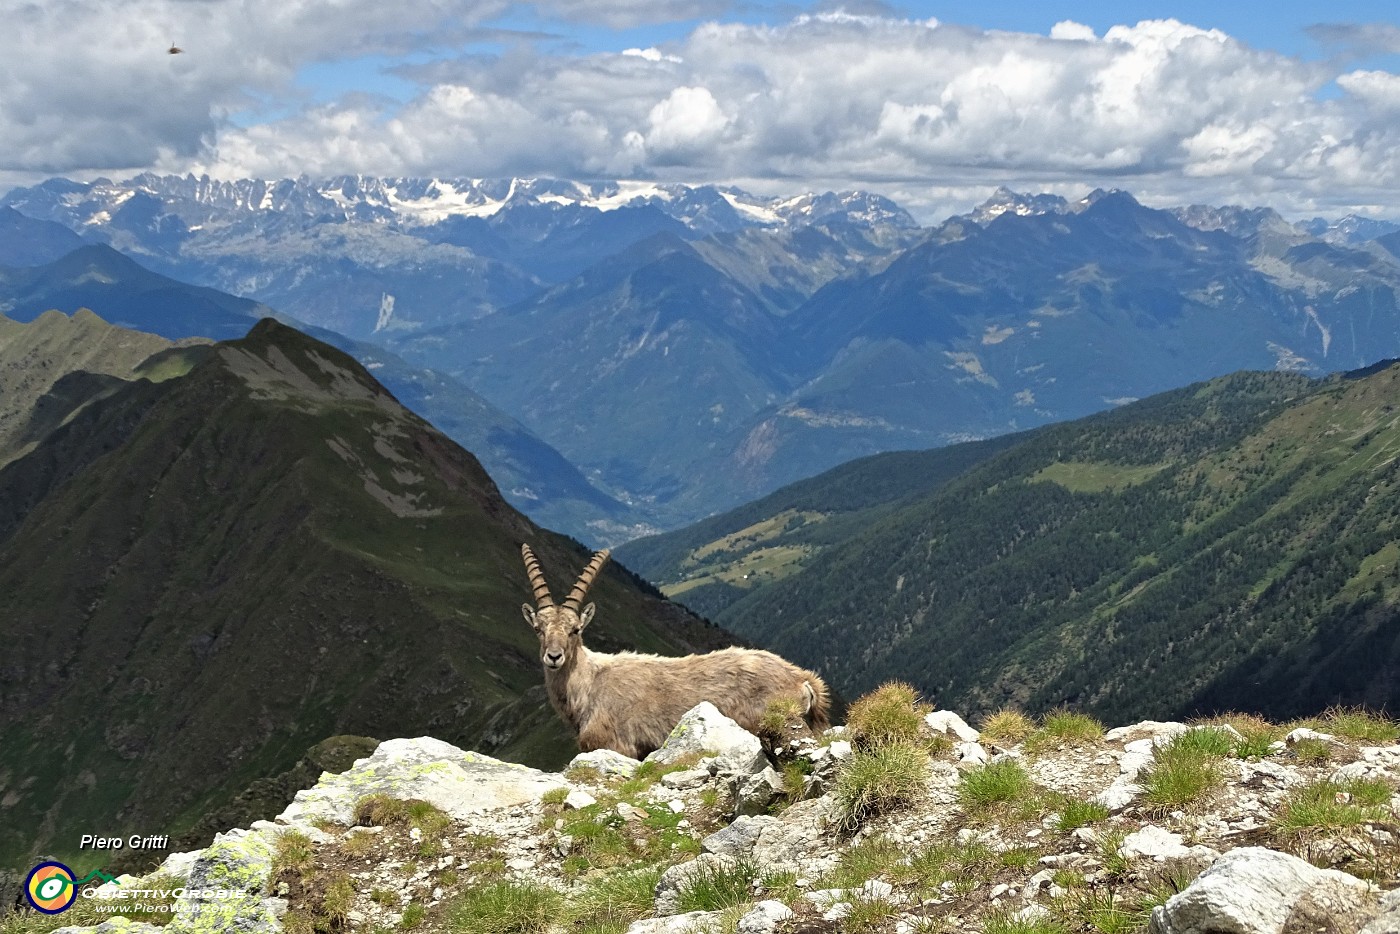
[1094,775,1142,812]
[661,768,710,790]
[646,702,768,775]
[568,748,643,777]
[506,857,533,871]
[1360,889,1400,934]
[955,741,990,767]
[925,710,980,743]
[627,910,725,933]
[1106,721,1191,743]
[827,740,853,760]
[278,738,565,826]
[738,900,795,934]
[1148,847,1377,934]
[669,799,686,814]
[803,888,847,909]
[703,815,779,859]
[1119,826,1192,861]
[1286,728,1338,745]
[857,879,895,901]
[564,789,597,810]
[823,903,853,921]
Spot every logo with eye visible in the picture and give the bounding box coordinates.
[25,862,79,914]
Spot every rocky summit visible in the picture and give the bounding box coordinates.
[20,696,1400,934]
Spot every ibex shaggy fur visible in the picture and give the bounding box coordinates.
[520,544,831,759]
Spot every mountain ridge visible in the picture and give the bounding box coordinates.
[0,316,732,877]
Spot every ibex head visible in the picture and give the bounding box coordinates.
[520,544,610,670]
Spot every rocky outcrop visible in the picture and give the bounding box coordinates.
[26,709,1400,934]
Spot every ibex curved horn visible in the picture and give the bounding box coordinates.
[562,549,611,612]
[520,544,555,608]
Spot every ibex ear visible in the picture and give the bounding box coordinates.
[521,604,538,629]
[580,603,596,629]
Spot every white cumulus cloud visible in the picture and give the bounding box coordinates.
[4,6,1400,221]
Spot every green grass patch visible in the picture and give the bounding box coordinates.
[1275,778,1394,834]
[673,859,758,913]
[1321,707,1400,744]
[564,866,663,931]
[959,760,1035,812]
[841,895,902,933]
[1025,708,1104,754]
[1031,460,1167,493]
[981,708,1035,745]
[825,835,906,888]
[1055,796,1110,832]
[447,881,563,934]
[1291,738,1333,764]
[1139,731,1228,810]
[832,741,929,832]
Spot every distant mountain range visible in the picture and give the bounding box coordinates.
[0,246,646,540]
[0,314,731,877]
[5,175,1400,534]
[623,360,1400,726]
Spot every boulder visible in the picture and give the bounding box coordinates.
[163,828,281,933]
[646,703,768,775]
[739,900,796,933]
[731,766,786,817]
[702,815,779,859]
[568,748,642,778]
[925,711,981,743]
[1106,721,1191,743]
[277,737,564,827]
[1148,847,1378,934]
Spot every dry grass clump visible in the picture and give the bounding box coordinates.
[980,707,1035,746]
[832,682,934,832]
[845,681,930,750]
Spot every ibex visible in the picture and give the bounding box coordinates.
[520,544,830,759]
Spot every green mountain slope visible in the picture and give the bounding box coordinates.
[0,319,730,877]
[0,309,206,467]
[649,364,1400,725]
[615,432,1031,620]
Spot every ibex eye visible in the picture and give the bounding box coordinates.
[570,627,581,635]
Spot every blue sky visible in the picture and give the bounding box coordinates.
[3,1,1399,221]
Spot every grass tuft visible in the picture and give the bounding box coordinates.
[832,741,929,832]
[1055,796,1110,832]
[981,708,1035,746]
[958,759,1035,812]
[1320,707,1400,744]
[674,859,758,913]
[447,881,563,934]
[1025,708,1104,753]
[1139,731,1227,810]
[1275,778,1394,834]
[564,866,663,930]
[845,681,930,750]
